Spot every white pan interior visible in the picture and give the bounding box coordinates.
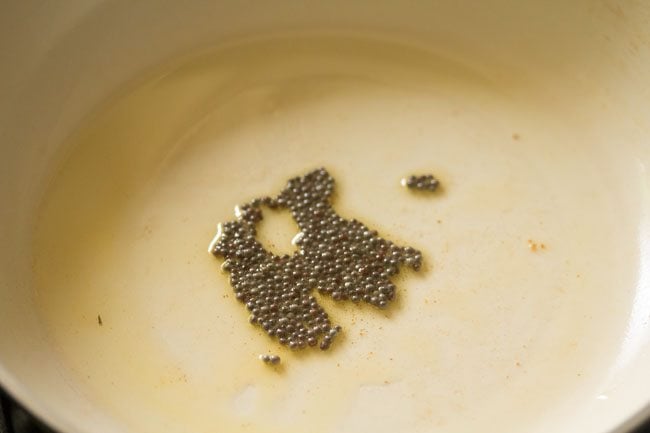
[1,2,650,433]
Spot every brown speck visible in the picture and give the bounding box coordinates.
[437,219,442,224]
[515,361,521,367]
[512,133,521,140]
[384,380,389,385]
[527,239,546,252]
[97,314,103,326]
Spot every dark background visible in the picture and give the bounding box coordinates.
[1,391,55,433]
[1,386,650,433]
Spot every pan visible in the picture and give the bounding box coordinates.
[1,1,649,432]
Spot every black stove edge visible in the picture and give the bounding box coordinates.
[0,391,8,433]
[0,389,56,433]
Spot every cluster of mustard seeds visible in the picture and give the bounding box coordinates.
[401,174,439,192]
[210,168,422,352]
[258,354,281,365]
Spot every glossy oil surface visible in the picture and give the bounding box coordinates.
[31,37,643,433]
